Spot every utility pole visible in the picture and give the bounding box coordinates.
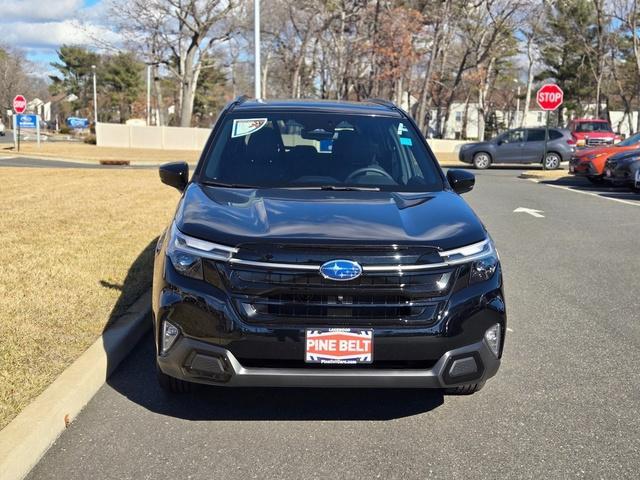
[514,79,521,128]
[254,0,261,99]
[92,65,98,125]
[146,65,152,126]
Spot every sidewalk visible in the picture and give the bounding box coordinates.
[0,142,199,165]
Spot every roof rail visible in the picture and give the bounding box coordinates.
[365,98,397,110]
[228,95,250,111]
[365,98,409,118]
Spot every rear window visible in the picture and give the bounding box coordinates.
[201,112,443,191]
[527,129,546,142]
[549,130,563,140]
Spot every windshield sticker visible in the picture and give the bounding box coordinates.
[397,123,408,136]
[232,118,268,138]
[400,137,413,146]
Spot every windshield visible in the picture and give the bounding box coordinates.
[617,132,640,146]
[575,121,612,133]
[201,112,443,191]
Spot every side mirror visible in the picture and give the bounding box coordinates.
[159,162,189,191]
[447,169,475,194]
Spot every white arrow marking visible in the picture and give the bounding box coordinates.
[513,207,545,218]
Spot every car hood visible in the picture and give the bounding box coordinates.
[576,146,622,159]
[175,183,487,250]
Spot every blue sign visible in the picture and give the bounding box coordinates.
[319,139,333,153]
[66,117,89,129]
[17,114,37,129]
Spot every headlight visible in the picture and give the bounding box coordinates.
[439,238,499,284]
[166,223,237,279]
[586,153,604,160]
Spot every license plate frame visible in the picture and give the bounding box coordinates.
[305,328,373,364]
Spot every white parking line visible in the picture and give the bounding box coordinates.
[530,179,640,207]
[507,328,514,333]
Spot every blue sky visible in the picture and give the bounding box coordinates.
[0,0,116,75]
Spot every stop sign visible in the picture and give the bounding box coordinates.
[536,84,563,111]
[13,95,27,114]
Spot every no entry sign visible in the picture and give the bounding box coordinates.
[13,95,27,114]
[536,84,563,111]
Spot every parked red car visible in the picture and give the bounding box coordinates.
[568,118,622,147]
[569,132,640,183]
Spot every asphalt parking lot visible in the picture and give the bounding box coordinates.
[27,169,640,479]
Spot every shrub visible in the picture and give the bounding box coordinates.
[84,135,97,145]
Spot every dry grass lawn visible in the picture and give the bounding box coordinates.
[1,142,199,164]
[0,168,179,430]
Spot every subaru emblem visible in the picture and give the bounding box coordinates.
[320,259,362,281]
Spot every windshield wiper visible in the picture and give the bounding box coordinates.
[320,185,380,191]
[199,180,257,188]
[290,185,381,191]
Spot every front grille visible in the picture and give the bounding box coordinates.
[218,263,454,327]
[586,138,613,146]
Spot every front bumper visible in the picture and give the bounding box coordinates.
[569,158,598,176]
[157,335,500,388]
[153,257,506,389]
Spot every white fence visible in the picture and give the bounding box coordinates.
[96,123,211,151]
[96,122,468,153]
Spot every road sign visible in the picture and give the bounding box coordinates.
[17,114,38,129]
[66,117,90,129]
[536,84,564,111]
[13,95,27,114]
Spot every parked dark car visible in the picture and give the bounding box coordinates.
[458,127,575,169]
[603,149,640,192]
[153,98,506,396]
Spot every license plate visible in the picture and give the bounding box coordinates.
[569,165,575,173]
[606,169,612,177]
[305,329,373,364]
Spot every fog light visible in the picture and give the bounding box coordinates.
[484,324,501,357]
[161,320,180,354]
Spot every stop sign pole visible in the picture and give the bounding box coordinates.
[536,84,564,169]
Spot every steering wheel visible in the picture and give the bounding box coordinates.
[345,167,394,183]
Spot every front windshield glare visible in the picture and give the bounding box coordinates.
[202,113,442,191]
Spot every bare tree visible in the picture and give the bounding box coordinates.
[519,2,545,127]
[613,0,640,131]
[111,0,234,127]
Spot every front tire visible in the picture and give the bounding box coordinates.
[543,152,561,170]
[157,363,193,393]
[473,152,491,170]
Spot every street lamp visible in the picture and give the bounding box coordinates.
[254,0,261,99]
[91,65,98,125]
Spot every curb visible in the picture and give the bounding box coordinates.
[0,290,152,480]
[519,170,571,181]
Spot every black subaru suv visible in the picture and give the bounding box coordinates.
[153,98,505,395]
